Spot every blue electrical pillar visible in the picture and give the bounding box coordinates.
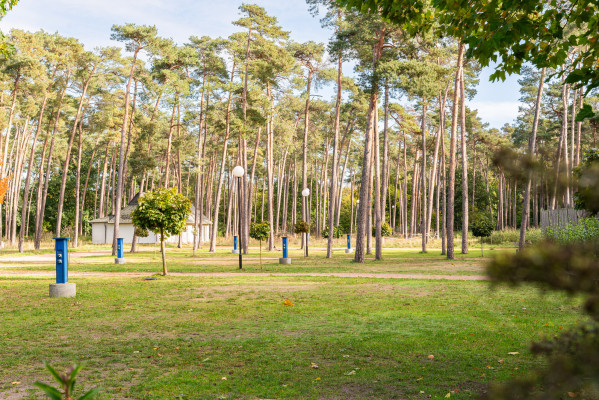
[345,234,353,253]
[279,236,291,264]
[115,237,126,264]
[49,237,76,297]
[232,235,239,254]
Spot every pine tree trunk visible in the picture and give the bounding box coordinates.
[447,43,465,259]
[459,63,469,254]
[519,68,545,250]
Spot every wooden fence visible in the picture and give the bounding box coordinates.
[540,208,591,232]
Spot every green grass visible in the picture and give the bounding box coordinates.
[0,245,510,276]
[0,273,586,399]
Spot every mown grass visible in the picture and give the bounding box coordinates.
[0,245,510,276]
[0,274,586,399]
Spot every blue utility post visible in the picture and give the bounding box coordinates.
[50,237,76,297]
[345,234,353,253]
[279,236,291,264]
[232,235,239,254]
[115,237,126,264]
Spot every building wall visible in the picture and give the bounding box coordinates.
[92,223,210,245]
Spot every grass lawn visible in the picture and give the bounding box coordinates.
[0,268,586,399]
[0,244,509,276]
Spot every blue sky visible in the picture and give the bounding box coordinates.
[0,0,522,129]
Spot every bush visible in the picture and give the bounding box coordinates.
[323,225,342,239]
[545,218,599,243]
[489,228,543,245]
[372,222,392,237]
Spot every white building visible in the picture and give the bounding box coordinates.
[90,194,211,245]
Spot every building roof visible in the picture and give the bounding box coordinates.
[90,193,212,225]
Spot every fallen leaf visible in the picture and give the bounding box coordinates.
[480,374,486,378]
[568,392,578,398]
[445,393,451,398]
[315,377,321,381]
[283,299,294,307]
[11,381,20,385]
[344,370,356,376]
[310,362,319,369]
[498,360,504,363]
[221,376,227,380]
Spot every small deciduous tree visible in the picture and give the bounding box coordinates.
[294,220,310,235]
[471,214,494,256]
[249,221,270,269]
[131,188,191,276]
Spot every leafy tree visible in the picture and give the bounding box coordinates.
[249,221,270,269]
[131,188,191,276]
[471,214,493,256]
[294,220,310,234]
[0,0,18,56]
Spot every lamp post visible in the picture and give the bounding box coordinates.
[232,165,245,269]
[302,188,310,257]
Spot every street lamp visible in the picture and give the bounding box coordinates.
[302,188,310,257]
[232,165,245,269]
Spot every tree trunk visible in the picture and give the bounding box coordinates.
[459,62,469,254]
[112,48,140,256]
[519,68,545,250]
[447,43,464,259]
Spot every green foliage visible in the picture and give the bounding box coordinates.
[337,0,599,101]
[490,228,542,245]
[34,362,99,400]
[0,0,18,15]
[545,218,599,244]
[372,222,392,237]
[294,220,310,234]
[249,221,270,242]
[131,188,191,241]
[322,225,342,239]
[134,227,149,238]
[471,214,494,238]
[574,149,599,214]
[486,237,599,398]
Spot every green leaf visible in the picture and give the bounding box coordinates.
[78,388,101,400]
[576,104,597,122]
[33,382,62,400]
[44,362,64,385]
[71,364,83,379]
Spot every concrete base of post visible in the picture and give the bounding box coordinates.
[279,258,292,264]
[345,249,353,253]
[115,258,127,264]
[232,249,239,254]
[49,283,76,298]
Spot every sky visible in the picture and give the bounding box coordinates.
[0,0,522,129]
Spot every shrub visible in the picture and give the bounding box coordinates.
[372,222,392,237]
[323,225,342,239]
[545,218,599,244]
